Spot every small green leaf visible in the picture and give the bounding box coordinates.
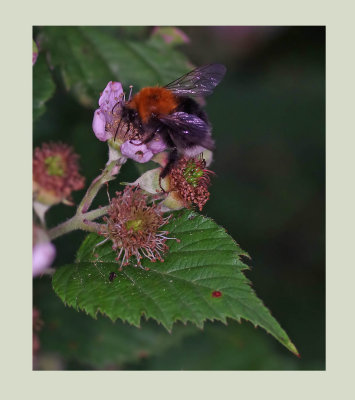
[33,54,56,121]
[53,210,298,355]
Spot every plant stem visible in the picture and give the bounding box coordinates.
[48,158,123,240]
[77,160,120,214]
[48,206,109,240]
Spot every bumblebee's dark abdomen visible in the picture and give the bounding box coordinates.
[176,97,210,124]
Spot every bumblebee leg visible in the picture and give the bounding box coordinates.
[140,131,156,144]
[139,124,163,144]
[129,127,163,146]
[159,175,166,193]
[112,101,120,114]
[114,116,123,141]
[126,121,130,138]
[160,148,179,179]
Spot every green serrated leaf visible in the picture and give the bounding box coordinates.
[33,53,56,121]
[52,210,298,355]
[34,278,197,368]
[40,26,191,108]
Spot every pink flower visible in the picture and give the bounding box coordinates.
[93,81,168,163]
[92,81,124,141]
[33,226,56,277]
[121,135,167,163]
[33,243,56,276]
[92,109,108,141]
[146,134,167,154]
[121,140,154,163]
[100,186,175,269]
[169,157,213,211]
[33,142,85,206]
[92,81,167,163]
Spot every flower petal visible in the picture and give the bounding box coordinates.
[92,109,110,141]
[33,242,56,277]
[161,191,185,211]
[127,167,165,194]
[121,140,154,163]
[98,81,123,112]
[146,134,167,154]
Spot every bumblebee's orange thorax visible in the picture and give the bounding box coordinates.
[127,87,178,124]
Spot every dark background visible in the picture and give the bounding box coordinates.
[33,26,325,370]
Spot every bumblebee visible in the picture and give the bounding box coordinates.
[114,64,226,178]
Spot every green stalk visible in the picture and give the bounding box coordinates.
[48,159,123,240]
[48,206,109,240]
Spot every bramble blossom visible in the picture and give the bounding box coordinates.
[99,186,175,269]
[33,142,85,206]
[128,154,214,211]
[92,81,167,163]
[169,157,213,211]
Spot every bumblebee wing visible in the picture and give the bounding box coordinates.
[159,112,215,150]
[164,64,226,97]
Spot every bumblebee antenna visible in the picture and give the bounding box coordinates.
[111,93,124,114]
[114,116,123,141]
[128,85,133,101]
[112,101,120,114]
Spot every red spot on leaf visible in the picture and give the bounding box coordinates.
[212,291,222,298]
